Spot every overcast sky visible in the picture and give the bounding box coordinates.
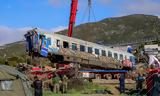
[0,0,160,45]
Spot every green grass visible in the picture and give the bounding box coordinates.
[43,91,59,96]
[43,91,84,96]
[68,80,107,94]
[43,81,107,96]
[80,81,107,94]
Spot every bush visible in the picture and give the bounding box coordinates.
[8,61,18,67]
[0,56,5,64]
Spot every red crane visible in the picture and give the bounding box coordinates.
[68,0,78,37]
[68,0,92,37]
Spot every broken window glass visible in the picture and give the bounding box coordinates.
[72,43,77,50]
[108,51,112,57]
[80,45,85,52]
[95,49,99,55]
[88,47,92,53]
[102,50,106,56]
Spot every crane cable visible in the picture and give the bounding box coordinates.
[81,0,97,23]
[88,0,96,22]
[88,0,91,22]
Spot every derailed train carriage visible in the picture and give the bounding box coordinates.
[24,29,136,69]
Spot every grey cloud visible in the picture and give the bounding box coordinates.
[121,0,160,15]
[50,26,67,32]
[0,26,31,45]
[106,0,160,16]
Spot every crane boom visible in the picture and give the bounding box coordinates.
[68,0,78,37]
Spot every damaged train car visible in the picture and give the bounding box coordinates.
[24,29,136,69]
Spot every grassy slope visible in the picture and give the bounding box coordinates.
[58,14,160,44]
[0,41,25,57]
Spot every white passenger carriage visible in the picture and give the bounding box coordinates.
[42,33,135,63]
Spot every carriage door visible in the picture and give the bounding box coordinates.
[41,37,50,57]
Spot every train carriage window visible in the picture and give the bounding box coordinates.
[102,50,106,56]
[88,47,92,53]
[119,54,123,60]
[114,53,118,59]
[125,55,127,59]
[95,48,99,55]
[80,45,85,52]
[72,43,77,50]
[56,40,60,47]
[63,41,69,48]
[108,51,112,57]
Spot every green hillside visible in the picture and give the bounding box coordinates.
[59,14,160,44]
[0,41,25,57]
